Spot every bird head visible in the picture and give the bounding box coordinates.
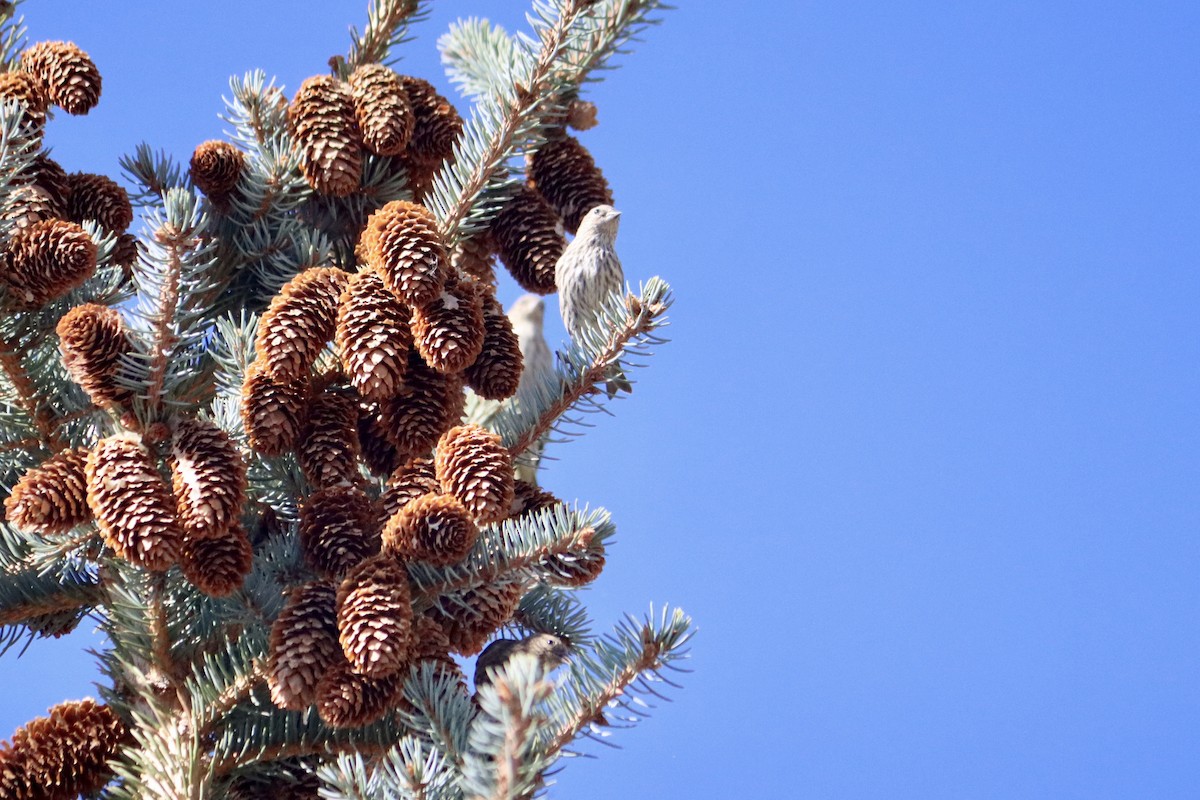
[508,293,545,325]
[527,633,571,667]
[578,204,621,239]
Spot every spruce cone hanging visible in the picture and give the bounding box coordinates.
[336,553,413,678]
[267,581,341,711]
[1,219,97,309]
[463,285,523,400]
[315,660,403,728]
[30,154,70,213]
[65,172,132,234]
[0,70,47,131]
[490,185,564,294]
[398,75,463,170]
[566,99,599,131]
[380,456,438,519]
[170,417,247,540]
[20,41,101,115]
[377,352,464,461]
[3,185,59,231]
[254,266,349,382]
[335,269,411,402]
[288,74,363,197]
[509,479,562,519]
[296,383,362,489]
[382,492,477,566]
[0,699,127,800]
[180,522,253,597]
[85,435,183,571]
[111,232,139,275]
[189,140,245,202]
[410,277,485,375]
[528,135,613,234]
[241,359,309,457]
[348,64,414,157]
[360,200,449,309]
[298,484,379,580]
[357,406,400,477]
[409,613,460,675]
[434,424,515,525]
[56,303,133,408]
[426,581,525,656]
[4,448,91,534]
[452,231,497,285]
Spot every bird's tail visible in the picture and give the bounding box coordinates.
[604,361,632,399]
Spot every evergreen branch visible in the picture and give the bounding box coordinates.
[120,143,188,205]
[320,739,460,800]
[494,278,671,459]
[0,331,60,449]
[400,661,474,774]
[0,567,101,627]
[345,0,429,70]
[507,583,594,647]
[0,0,26,70]
[439,18,528,99]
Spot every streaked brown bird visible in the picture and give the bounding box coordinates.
[473,632,570,690]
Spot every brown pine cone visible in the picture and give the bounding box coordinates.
[241,359,309,457]
[20,41,101,115]
[315,659,403,728]
[451,232,497,285]
[0,70,47,131]
[490,186,563,294]
[3,185,59,231]
[509,479,562,519]
[296,383,362,490]
[85,435,183,571]
[2,219,97,309]
[410,276,485,375]
[189,140,245,202]
[254,266,349,382]
[335,269,411,402]
[56,303,132,408]
[348,64,414,157]
[357,406,401,477]
[170,417,247,540]
[398,76,462,170]
[463,285,523,400]
[0,699,127,800]
[65,172,132,234]
[377,352,464,461]
[380,456,438,520]
[267,581,340,711]
[382,492,477,566]
[180,522,253,598]
[30,154,70,212]
[288,74,363,197]
[336,553,413,678]
[528,134,613,234]
[4,448,91,534]
[110,232,139,276]
[434,424,515,525]
[359,200,449,309]
[426,581,525,656]
[298,484,380,580]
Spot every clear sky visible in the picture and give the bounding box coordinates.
[2,2,1198,798]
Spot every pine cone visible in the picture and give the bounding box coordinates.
[409,614,460,673]
[170,417,247,540]
[426,581,524,656]
[267,581,340,711]
[528,135,613,234]
[491,185,563,294]
[315,660,403,728]
[410,277,485,375]
[434,424,515,525]
[65,172,131,234]
[336,553,413,678]
[360,200,448,309]
[451,232,497,284]
[377,352,464,461]
[85,435,183,571]
[509,479,562,519]
[110,232,139,275]
[288,74,363,197]
[380,456,438,519]
[4,448,91,534]
[297,383,362,490]
[348,64,414,157]
[566,99,599,131]
[180,522,253,597]
[382,492,477,566]
[463,285,523,400]
[3,185,59,231]
[0,70,47,131]
[241,359,309,457]
[2,219,97,309]
[254,266,349,382]
[189,140,245,202]
[0,699,127,800]
[56,303,132,408]
[398,75,462,170]
[335,269,411,402]
[298,484,379,580]
[20,41,101,115]
[30,154,69,212]
[357,406,400,477]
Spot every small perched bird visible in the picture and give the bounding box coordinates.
[555,204,631,397]
[507,294,555,484]
[473,633,571,690]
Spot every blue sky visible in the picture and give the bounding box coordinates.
[2,2,1198,798]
